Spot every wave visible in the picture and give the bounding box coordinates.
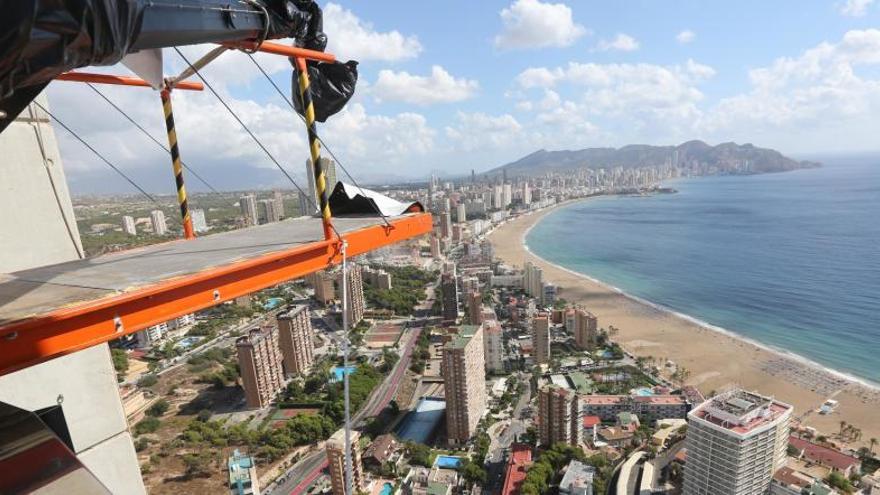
[520,199,880,393]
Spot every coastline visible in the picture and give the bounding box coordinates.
[489,198,880,445]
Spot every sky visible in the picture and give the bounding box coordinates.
[45,0,880,193]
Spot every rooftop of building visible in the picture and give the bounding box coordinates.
[691,389,792,435]
[446,325,480,349]
[236,325,274,346]
[583,415,601,428]
[559,460,595,490]
[277,304,308,319]
[789,436,861,472]
[228,449,255,490]
[502,445,533,495]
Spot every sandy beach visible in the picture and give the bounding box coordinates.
[489,200,879,446]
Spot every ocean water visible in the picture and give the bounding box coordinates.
[527,159,880,385]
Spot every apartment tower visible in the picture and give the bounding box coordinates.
[572,308,598,350]
[683,389,793,495]
[442,325,487,444]
[326,429,363,495]
[538,385,582,447]
[336,264,365,325]
[532,314,551,365]
[277,305,315,376]
[236,326,285,409]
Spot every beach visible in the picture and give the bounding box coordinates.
[489,200,880,445]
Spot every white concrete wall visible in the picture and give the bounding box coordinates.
[0,94,145,494]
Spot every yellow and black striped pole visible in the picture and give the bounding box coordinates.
[294,56,335,241]
[160,87,195,240]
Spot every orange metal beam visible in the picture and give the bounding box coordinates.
[0,213,432,376]
[55,72,204,91]
[223,41,336,63]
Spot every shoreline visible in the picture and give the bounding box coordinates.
[489,198,880,445]
[521,199,880,393]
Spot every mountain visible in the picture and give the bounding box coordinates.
[485,141,820,177]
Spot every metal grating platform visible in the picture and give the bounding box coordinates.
[0,213,432,375]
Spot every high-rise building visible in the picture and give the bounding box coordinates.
[456,203,467,223]
[541,282,557,306]
[239,194,258,226]
[532,313,550,365]
[122,215,136,235]
[298,190,315,217]
[466,290,482,325]
[150,209,167,235]
[482,320,504,373]
[441,272,459,321]
[337,264,365,325]
[305,157,337,216]
[503,183,513,207]
[310,270,335,305]
[538,385,582,447]
[522,183,531,205]
[523,261,543,298]
[493,185,504,210]
[442,325,486,444]
[326,429,364,495]
[236,326,285,409]
[258,199,281,224]
[440,209,453,239]
[191,208,209,233]
[277,305,314,376]
[430,236,441,258]
[273,190,285,218]
[571,308,598,350]
[683,390,793,495]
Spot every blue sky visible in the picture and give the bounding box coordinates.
[47,0,880,192]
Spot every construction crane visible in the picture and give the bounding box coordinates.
[0,2,427,493]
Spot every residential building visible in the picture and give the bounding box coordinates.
[135,322,168,348]
[336,264,365,325]
[571,308,598,350]
[228,449,260,495]
[503,183,513,206]
[277,305,314,376]
[363,266,392,290]
[430,236,441,258]
[362,433,399,470]
[311,270,335,305]
[788,436,861,477]
[559,460,594,495]
[483,320,504,373]
[524,262,543,298]
[239,194,258,226]
[581,394,690,423]
[440,209,452,239]
[441,272,459,321]
[122,215,136,235]
[258,198,281,224]
[502,445,532,495]
[683,390,793,495]
[456,203,467,223]
[467,290,482,325]
[541,282,557,306]
[442,325,486,444]
[191,208,208,232]
[150,209,167,235]
[236,326,285,409]
[538,385,581,446]
[522,183,531,205]
[273,190,285,218]
[327,429,363,495]
[532,314,550,365]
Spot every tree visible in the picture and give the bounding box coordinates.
[111,348,129,380]
[460,459,487,484]
[137,373,158,388]
[825,471,854,493]
[870,437,877,455]
[182,452,212,478]
[134,417,161,435]
[146,399,170,417]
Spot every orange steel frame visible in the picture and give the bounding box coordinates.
[0,213,432,376]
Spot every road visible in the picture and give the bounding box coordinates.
[268,326,423,495]
[485,373,532,494]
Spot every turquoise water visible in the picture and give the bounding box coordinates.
[633,387,654,397]
[379,482,393,495]
[263,297,284,310]
[435,455,463,469]
[330,366,356,382]
[527,159,880,385]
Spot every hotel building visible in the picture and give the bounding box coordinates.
[276,305,314,376]
[442,325,486,444]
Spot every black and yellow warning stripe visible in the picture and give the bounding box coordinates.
[161,89,194,239]
[296,67,332,227]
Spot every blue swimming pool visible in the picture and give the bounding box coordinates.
[330,366,356,382]
[263,297,284,310]
[634,387,654,397]
[435,455,462,469]
[379,482,393,495]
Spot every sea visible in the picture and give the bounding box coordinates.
[526,158,880,386]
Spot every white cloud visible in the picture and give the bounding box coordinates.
[515,67,565,89]
[445,112,523,151]
[676,30,696,44]
[494,0,588,50]
[839,0,875,16]
[595,33,640,52]
[371,66,479,105]
[324,3,422,62]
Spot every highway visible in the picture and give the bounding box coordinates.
[268,326,423,495]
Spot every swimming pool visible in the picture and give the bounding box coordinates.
[379,482,393,495]
[330,366,356,382]
[435,455,462,469]
[634,387,654,397]
[263,297,284,310]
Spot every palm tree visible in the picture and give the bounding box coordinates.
[839,421,847,437]
[870,438,877,455]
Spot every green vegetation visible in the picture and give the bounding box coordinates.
[137,373,158,388]
[111,348,129,381]
[146,399,170,417]
[521,443,588,495]
[405,442,436,467]
[825,471,854,493]
[134,416,161,435]
[379,347,399,373]
[409,330,431,374]
[363,265,435,315]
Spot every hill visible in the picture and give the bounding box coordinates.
[485,141,819,177]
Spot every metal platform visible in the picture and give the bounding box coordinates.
[0,213,432,375]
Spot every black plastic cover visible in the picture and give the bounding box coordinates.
[293,61,358,122]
